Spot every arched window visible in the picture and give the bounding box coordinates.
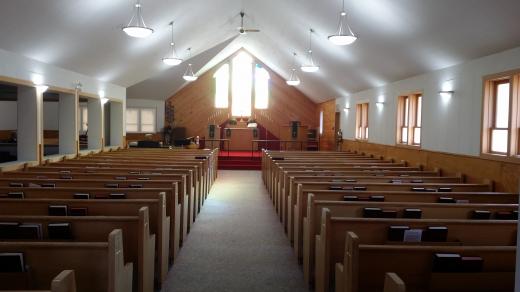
[232,52,253,117]
[213,64,229,108]
[213,51,270,116]
[255,65,270,109]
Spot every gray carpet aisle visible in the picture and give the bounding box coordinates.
[161,170,310,292]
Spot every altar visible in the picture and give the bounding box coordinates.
[223,127,255,151]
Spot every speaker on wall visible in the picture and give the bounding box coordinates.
[291,121,300,139]
[208,125,216,138]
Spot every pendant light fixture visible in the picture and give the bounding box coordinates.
[286,52,301,86]
[122,0,154,38]
[328,0,357,46]
[183,48,198,82]
[301,29,320,73]
[162,21,183,66]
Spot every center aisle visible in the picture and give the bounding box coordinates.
[161,170,310,292]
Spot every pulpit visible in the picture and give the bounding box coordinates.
[223,126,255,151]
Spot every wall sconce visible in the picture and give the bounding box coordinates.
[440,79,455,100]
[376,101,385,105]
[74,82,83,91]
[344,106,350,110]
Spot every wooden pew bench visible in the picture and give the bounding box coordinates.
[0,229,133,292]
[0,187,182,264]
[0,208,155,292]
[0,194,171,281]
[333,232,515,292]
[314,210,517,292]
[290,181,493,243]
[0,270,77,292]
[292,189,517,260]
[279,174,460,231]
[302,198,518,284]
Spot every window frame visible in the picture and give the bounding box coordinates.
[396,93,422,147]
[125,107,157,133]
[213,50,271,116]
[481,70,520,161]
[355,102,369,141]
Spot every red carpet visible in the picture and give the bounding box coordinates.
[218,151,262,170]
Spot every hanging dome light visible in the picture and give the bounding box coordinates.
[182,48,198,81]
[328,0,357,46]
[122,0,154,38]
[301,29,320,73]
[286,52,301,86]
[162,22,183,66]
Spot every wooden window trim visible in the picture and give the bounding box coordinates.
[481,71,520,160]
[396,93,422,147]
[356,103,369,141]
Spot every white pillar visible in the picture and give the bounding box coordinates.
[110,101,124,147]
[17,86,42,163]
[58,93,78,155]
[87,98,103,150]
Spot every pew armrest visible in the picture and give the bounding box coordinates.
[384,273,406,292]
[335,263,344,292]
[51,270,77,292]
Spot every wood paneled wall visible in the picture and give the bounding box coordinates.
[342,139,520,193]
[166,50,319,139]
[317,100,337,151]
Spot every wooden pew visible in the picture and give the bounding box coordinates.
[24,165,197,224]
[383,273,405,292]
[291,181,493,245]
[0,207,155,292]
[7,168,194,233]
[314,209,517,292]
[0,270,77,292]
[0,229,133,292]
[333,232,515,292]
[0,187,181,266]
[0,194,171,282]
[275,168,441,217]
[278,174,460,231]
[302,197,518,285]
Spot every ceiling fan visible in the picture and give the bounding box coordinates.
[238,11,260,35]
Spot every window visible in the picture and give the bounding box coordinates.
[232,52,253,117]
[214,51,271,116]
[319,111,324,135]
[79,106,88,133]
[255,65,270,109]
[397,94,422,146]
[126,108,156,133]
[356,103,369,140]
[214,64,229,108]
[482,73,520,158]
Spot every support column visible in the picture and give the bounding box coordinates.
[87,98,103,150]
[110,101,124,147]
[17,86,42,163]
[58,92,78,155]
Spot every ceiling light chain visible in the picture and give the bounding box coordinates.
[183,48,198,82]
[162,21,183,66]
[122,0,154,38]
[286,52,301,86]
[328,0,357,46]
[301,28,320,73]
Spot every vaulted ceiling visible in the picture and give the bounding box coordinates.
[1,0,520,103]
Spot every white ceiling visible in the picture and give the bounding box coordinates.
[1,0,520,103]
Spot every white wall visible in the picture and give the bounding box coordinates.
[43,102,59,130]
[0,48,126,101]
[125,98,165,133]
[0,101,17,130]
[337,46,520,157]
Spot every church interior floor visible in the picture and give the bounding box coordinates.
[161,170,310,292]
